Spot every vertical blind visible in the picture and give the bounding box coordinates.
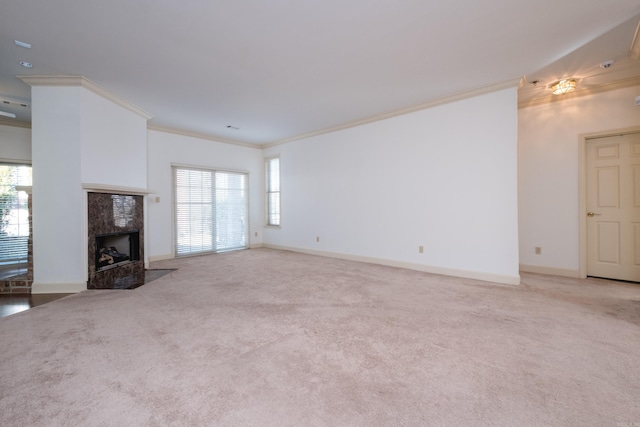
[174,167,248,256]
[266,157,280,226]
[0,164,32,269]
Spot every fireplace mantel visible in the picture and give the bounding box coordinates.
[82,183,154,196]
[16,185,32,194]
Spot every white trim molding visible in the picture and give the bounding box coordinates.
[18,75,153,120]
[264,244,521,286]
[31,281,86,294]
[148,254,174,263]
[519,264,581,278]
[630,18,640,60]
[148,124,261,149]
[263,77,524,148]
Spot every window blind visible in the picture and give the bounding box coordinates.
[174,167,248,257]
[0,165,32,268]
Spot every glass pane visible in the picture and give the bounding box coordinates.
[0,165,32,268]
[174,168,247,256]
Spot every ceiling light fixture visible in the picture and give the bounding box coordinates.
[600,60,615,69]
[551,79,576,95]
[226,125,239,130]
[0,111,17,119]
[19,61,33,68]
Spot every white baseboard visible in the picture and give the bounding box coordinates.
[31,281,86,294]
[249,243,264,249]
[519,264,581,278]
[148,254,174,263]
[262,244,521,285]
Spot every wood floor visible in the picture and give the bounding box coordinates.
[0,269,176,318]
[0,294,71,318]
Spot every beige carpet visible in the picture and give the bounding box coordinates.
[1,248,639,426]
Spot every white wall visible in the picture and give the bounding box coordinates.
[518,85,640,275]
[146,130,263,261]
[80,90,148,188]
[31,86,85,292]
[0,124,31,163]
[30,84,149,293]
[263,87,520,284]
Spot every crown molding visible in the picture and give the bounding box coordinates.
[18,75,152,120]
[518,75,640,109]
[0,116,31,129]
[147,124,261,150]
[262,77,524,148]
[630,18,640,60]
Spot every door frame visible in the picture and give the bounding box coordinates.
[578,125,640,279]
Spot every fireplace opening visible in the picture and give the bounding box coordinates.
[95,231,140,271]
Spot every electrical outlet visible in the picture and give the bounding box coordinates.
[316,236,320,243]
[254,232,258,237]
[418,245,424,254]
[535,246,542,255]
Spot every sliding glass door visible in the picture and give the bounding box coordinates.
[174,166,248,256]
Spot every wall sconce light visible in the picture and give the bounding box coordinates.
[551,79,576,95]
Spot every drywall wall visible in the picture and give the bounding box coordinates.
[30,85,85,292]
[518,85,640,276]
[80,89,148,188]
[29,84,149,293]
[146,130,263,261]
[263,87,520,284]
[0,123,31,163]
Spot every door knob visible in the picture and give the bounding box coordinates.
[587,212,601,217]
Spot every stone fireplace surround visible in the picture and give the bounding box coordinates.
[87,191,144,289]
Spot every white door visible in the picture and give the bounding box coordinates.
[586,133,640,282]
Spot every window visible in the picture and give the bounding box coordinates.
[0,164,32,270]
[266,157,280,226]
[174,166,248,257]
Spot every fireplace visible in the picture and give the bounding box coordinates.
[95,231,140,271]
[87,192,144,289]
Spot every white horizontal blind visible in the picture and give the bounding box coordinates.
[0,164,32,268]
[266,157,280,226]
[174,167,248,257]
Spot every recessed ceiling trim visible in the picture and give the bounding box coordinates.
[518,75,640,109]
[18,75,153,120]
[147,124,261,150]
[263,77,525,148]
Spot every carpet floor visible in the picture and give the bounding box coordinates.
[1,248,639,426]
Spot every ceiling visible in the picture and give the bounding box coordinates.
[1,0,639,146]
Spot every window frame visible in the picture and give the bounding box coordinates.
[265,156,281,227]
[172,165,249,257]
[0,162,32,270]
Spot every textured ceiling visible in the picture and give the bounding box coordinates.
[1,0,639,145]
